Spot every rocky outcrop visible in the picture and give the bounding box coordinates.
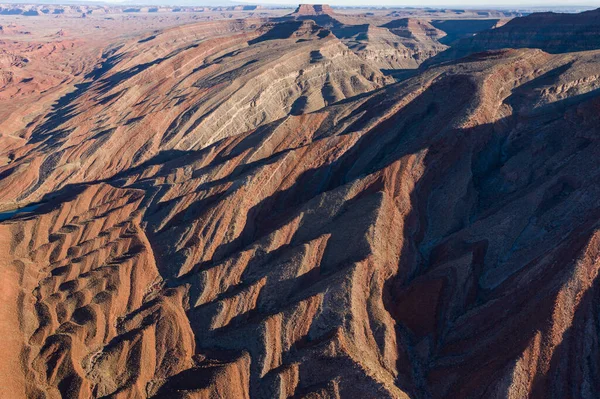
[293,4,335,16]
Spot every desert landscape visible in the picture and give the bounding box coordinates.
[1,2,600,398]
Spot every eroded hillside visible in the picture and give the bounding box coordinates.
[2,5,600,399]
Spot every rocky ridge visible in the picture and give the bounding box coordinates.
[2,7,600,399]
[428,8,600,65]
[0,18,392,209]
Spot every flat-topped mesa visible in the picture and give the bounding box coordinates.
[251,20,331,43]
[293,4,335,16]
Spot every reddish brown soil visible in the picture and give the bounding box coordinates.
[2,6,600,399]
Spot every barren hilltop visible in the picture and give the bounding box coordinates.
[293,4,336,15]
[1,3,600,399]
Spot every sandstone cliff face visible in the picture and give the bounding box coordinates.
[293,4,335,16]
[3,8,600,399]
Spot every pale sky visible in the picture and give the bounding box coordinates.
[244,0,600,6]
[67,0,600,8]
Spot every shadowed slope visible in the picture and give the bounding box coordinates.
[0,18,391,209]
[427,8,600,66]
[430,19,506,45]
[4,7,600,399]
[4,46,600,397]
[332,19,447,70]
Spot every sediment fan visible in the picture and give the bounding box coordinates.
[1,4,600,398]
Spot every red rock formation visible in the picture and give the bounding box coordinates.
[0,184,194,398]
[0,19,391,209]
[293,4,335,16]
[2,7,600,399]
